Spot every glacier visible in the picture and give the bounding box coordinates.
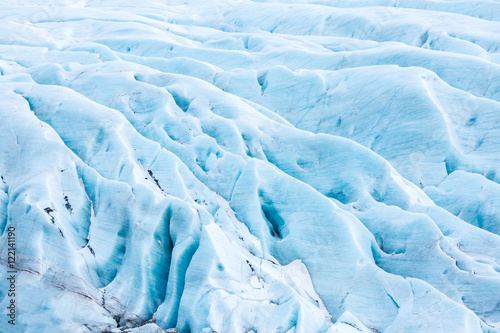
[0,0,500,332]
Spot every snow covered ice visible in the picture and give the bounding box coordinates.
[0,0,500,332]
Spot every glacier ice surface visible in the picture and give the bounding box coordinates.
[0,0,500,332]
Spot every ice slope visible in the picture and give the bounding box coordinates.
[0,0,499,332]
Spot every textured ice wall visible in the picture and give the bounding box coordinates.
[0,0,499,332]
